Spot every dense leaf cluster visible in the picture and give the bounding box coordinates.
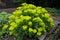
[2,3,55,40]
[0,11,11,38]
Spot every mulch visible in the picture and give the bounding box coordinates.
[0,8,16,13]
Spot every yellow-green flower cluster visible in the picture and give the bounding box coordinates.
[22,25,28,30]
[9,22,17,30]
[28,21,32,26]
[8,3,55,37]
[2,24,8,30]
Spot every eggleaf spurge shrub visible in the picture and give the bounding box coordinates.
[4,3,55,40]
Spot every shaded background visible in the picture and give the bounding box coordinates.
[0,0,60,8]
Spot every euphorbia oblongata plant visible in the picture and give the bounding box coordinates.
[3,3,55,40]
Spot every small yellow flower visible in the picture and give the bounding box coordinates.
[29,28,33,32]
[13,11,16,14]
[38,27,42,32]
[28,9,31,12]
[48,18,53,22]
[22,25,28,30]
[28,9,33,12]
[17,7,22,9]
[37,7,42,9]
[35,14,39,16]
[15,19,21,23]
[33,29,37,33]
[31,10,36,13]
[44,13,50,18]
[37,32,41,36]
[41,14,44,17]
[9,26,15,30]
[37,10,42,13]
[25,16,31,20]
[33,17,42,22]
[2,24,8,30]
[10,22,17,26]
[9,15,15,19]
[39,22,45,27]
[28,4,36,8]
[42,8,47,12]
[9,22,17,30]
[13,10,22,15]
[28,21,32,26]
[24,10,28,13]
[27,6,30,8]
[20,15,25,20]
[23,6,28,9]
[20,15,31,20]
[15,16,19,19]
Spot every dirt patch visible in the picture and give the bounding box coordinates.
[0,8,16,13]
[52,16,60,25]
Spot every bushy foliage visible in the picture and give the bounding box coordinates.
[46,8,60,16]
[0,11,11,29]
[3,3,55,40]
[0,11,11,38]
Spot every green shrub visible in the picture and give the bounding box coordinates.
[4,3,55,40]
[46,7,60,16]
[0,11,11,37]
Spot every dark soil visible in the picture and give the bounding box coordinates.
[0,8,16,13]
